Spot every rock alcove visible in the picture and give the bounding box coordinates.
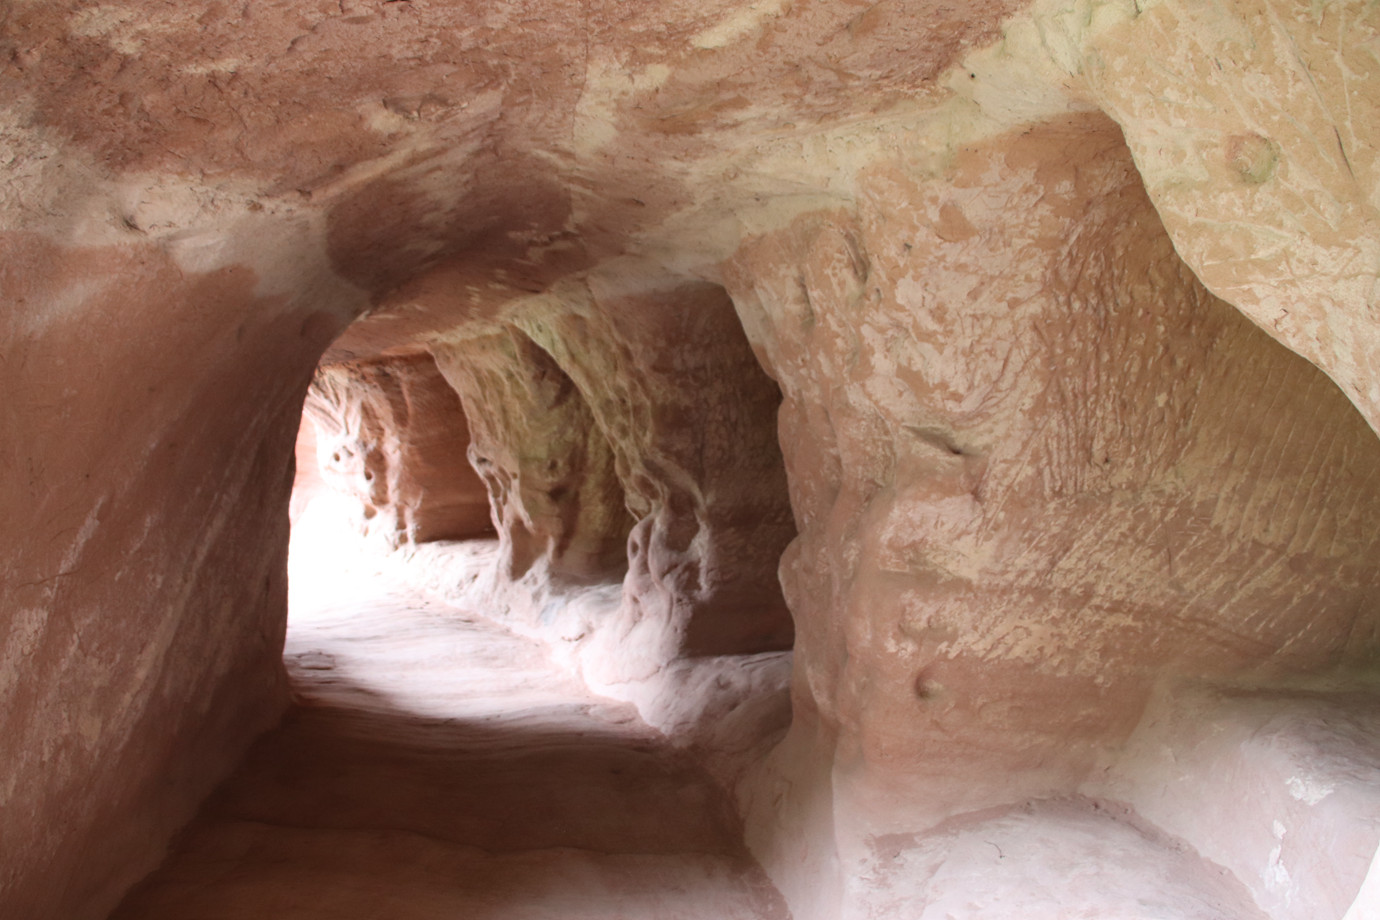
[3,1,1380,919]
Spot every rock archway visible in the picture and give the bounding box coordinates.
[3,1,1379,918]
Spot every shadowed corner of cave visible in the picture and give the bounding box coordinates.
[106,279,802,920]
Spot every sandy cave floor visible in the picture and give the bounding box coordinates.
[107,516,789,920]
[101,496,1295,920]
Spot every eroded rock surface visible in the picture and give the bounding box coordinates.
[109,518,789,920]
[431,325,633,585]
[303,352,493,545]
[508,275,796,658]
[415,274,796,675]
[726,112,1380,915]
[3,1,1379,919]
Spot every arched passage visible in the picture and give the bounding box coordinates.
[3,2,1380,919]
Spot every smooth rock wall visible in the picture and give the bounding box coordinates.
[0,233,342,920]
[1094,684,1380,920]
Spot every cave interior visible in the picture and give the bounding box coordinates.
[3,1,1380,919]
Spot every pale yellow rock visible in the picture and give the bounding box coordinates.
[1081,0,1380,436]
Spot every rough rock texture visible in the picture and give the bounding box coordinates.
[303,352,493,545]
[431,325,634,585]
[3,0,1380,918]
[420,274,796,670]
[514,276,796,657]
[448,274,799,662]
[1081,0,1380,438]
[725,113,1380,917]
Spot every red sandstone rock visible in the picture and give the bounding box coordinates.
[303,352,493,545]
[725,114,1380,915]
[108,539,789,920]
[2,2,1379,919]
[508,275,796,658]
[0,232,346,920]
[431,326,634,585]
[424,276,795,667]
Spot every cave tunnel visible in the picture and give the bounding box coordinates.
[4,2,1380,920]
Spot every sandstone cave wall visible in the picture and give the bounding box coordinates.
[0,233,344,920]
[431,325,635,585]
[513,277,796,657]
[303,352,493,545]
[423,275,797,670]
[1078,0,1380,442]
[1,2,1378,919]
[725,113,1380,916]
